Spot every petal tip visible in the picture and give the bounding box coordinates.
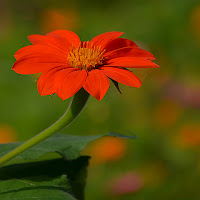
[153,62,159,68]
[136,84,142,88]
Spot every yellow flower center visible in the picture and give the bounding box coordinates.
[67,41,105,70]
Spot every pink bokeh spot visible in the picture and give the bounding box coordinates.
[108,172,144,195]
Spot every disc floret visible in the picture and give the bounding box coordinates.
[68,42,105,70]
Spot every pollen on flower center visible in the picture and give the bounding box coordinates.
[67,41,105,70]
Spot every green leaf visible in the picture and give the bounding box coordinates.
[0,156,89,200]
[111,79,122,94]
[0,133,135,164]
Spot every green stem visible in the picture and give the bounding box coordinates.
[0,88,90,166]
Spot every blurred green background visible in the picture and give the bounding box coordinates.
[1,0,200,199]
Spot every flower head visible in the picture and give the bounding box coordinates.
[12,30,159,100]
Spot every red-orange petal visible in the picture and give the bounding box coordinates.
[12,54,69,74]
[28,31,79,52]
[99,66,142,88]
[90,32,124,51]
[46,30,80,48]
[56,68,87,100]
[28,34,55,45]
[104,47,155,60]
[14,44,67,60]
[37,66,67,96]
[83,70,110,101]
[104,57,159,68]
[28,34,70,52]
[104,38,138,52]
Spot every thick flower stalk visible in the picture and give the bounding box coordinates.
[0,30,159,166]
[0,88,89,166]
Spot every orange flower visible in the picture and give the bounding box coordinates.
[12,30,159,100]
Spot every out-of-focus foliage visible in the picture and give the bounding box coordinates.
[0,0,200,199]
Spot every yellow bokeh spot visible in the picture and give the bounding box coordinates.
[138,162,168,187]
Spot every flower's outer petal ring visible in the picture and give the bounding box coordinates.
[90,32,124,51]
[14,44,67,60]
[37,66,68,96]
[104,57,159,68]
[104,47,155,60]
[104,38,138,52]
[99,66,142,88]
[56,68,87,100]
[12,54,69,74]
[83,70,110,101]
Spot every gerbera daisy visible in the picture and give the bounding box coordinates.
[12,30,159,100]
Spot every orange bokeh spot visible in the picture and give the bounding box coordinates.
[154,99,182,127]
[41,8,80,33]
[86,136,127,164]
[176,123,200,148]
[0,124,17,144]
